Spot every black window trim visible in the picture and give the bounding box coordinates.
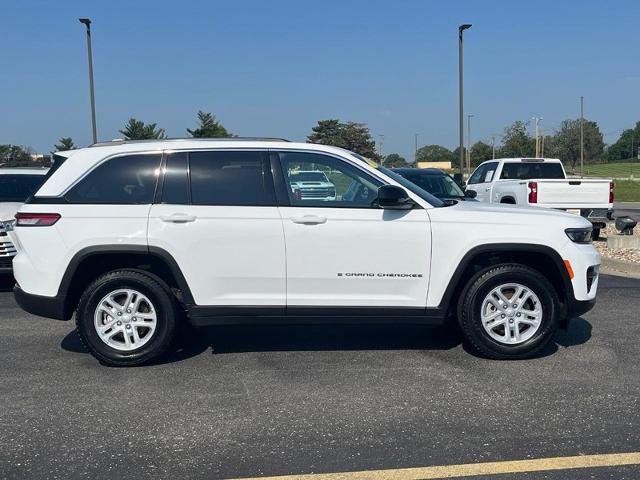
[269,149,385,209]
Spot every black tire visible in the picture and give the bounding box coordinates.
[75,270,179,366]
[458,263,560,360]
[592,228,601,241]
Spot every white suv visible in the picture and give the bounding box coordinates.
[0,167,49,272]
[12,139,600,366]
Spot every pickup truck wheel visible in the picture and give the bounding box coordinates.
[458,264,560,359]
[75,270,178,367]
[592,228,601,241]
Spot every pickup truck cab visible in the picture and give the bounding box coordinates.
[466,158,614,237]
[11,140,600,365]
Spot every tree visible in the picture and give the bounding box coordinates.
[470,141,494,166]
[308,119,343,145]
[53,137,75,152]
[383,153,408,168]
[607,121,640,162]
[0,145,34,167]
[187,111,231,137]
[416,145,455,164]
[119,118,166,140]
[307,119,380,161]
[548,118,605,169]
[500,121,535,157]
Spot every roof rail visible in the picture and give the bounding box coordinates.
[89,137,291,147]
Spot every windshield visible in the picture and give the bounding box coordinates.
[0,174,46,202]
[290,172,328,182]
[399,172,465,199]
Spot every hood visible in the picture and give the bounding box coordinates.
[0,202,24,222]
[430,200,593,229]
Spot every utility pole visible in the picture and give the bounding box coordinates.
[79,18,97,144]
[414,133,419,163]
[491,135,496,159]
[580,96,584,178]
[458,24,472,179]
[532,117,542,157]
[466,114,474,176]
[541,132,545,158]
[378,134,384,160]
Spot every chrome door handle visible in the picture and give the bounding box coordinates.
[291,215,327,225]
[160,214,197,223]
[485,187,491,191]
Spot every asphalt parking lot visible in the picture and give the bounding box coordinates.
[1,274,639,480]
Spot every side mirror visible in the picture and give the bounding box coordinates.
[464,189,477,198]
[377,185,414,210]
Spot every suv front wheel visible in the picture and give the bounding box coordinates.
[458,263,561,359]
[76,270,179,366]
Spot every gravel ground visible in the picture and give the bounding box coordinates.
[594,223,640,264]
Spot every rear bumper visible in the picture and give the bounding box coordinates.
[13,285,70,320]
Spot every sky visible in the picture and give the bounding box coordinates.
[2,0,639,159]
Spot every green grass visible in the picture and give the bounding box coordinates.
[613,180,640,202]
[567,162,640,178]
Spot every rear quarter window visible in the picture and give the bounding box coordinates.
[65,154,162,204]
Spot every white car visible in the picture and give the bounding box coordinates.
[289,170,337,201]
[0,167,48,273]
[12,139,599,365]
[466,158,613,237]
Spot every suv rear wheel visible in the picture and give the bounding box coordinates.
[75,270,178,366]
[458,264,560,359]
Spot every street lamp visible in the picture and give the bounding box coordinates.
[79,18,97,144]
[467,114,474,176]
[458,23,472,179]
[414,133,419,163]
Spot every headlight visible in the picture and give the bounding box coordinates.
[565,227,593,244]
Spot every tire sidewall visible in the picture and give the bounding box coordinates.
[77,272,176,365]
[462,266,559,358]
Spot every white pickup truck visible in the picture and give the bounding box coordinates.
[466,158,614,238]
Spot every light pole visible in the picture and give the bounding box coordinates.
[580,96,584,178]
[532,117,543,157]
[378,134,384,160]
[466,114,474,176]
[79,18,97,144]
[414,133,419,163]
[491,135,496,159]
[458,24,472,179]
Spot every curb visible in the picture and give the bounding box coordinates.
[600,256,640,278]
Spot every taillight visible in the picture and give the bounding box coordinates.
[528,181,538,203]
[609,181,615,204]
[15,213,61,227]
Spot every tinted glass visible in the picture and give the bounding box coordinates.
[378,167,444,207]
[162,152,189,204]
[189,150,273,206]
[500,162,565,180]
[468,164,487,184]
[0,174,46,202]
[66,154,161,204]
[401,173,464,198]
[278,152,382,208]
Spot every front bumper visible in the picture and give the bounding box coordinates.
[14,285,70,320]
[567,297,596,318]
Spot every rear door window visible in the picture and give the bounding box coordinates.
[188,150,275,206]
[65,154,161,204]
